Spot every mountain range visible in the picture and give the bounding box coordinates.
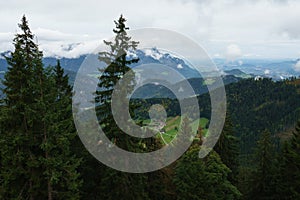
[1,48,300,98]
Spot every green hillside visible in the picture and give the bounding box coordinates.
[142,116,209,144]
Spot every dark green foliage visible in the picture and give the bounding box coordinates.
[39,61,82,199]
[176,116,193,148]
[0,15,45,199]
[98,168,150,200]
[214,114,240,184]
[0,16,81,200]
[247,130,278,200]
[134,78,300,156]
[95,14,139,150]
[279,120,300,199]
[226,78,300,155]
[174,117,241,200]
[174,147,241,200]
[131,98,180,121]
[146,169,171,200]
[94,15,150,199]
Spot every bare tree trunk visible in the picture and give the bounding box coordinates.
[48,178,53,200]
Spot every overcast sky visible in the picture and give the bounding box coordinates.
[1,0,300,59]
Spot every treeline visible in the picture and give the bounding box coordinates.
[141,77,300,155]
[238,121,300,199]
[1,15,300,200]
[226,78,300,154]
[0,16,82,199]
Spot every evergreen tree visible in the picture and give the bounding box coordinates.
[144,132,169,200]
[0,16,81,200]
[0,15,43,199]
[173,147,241,200]
[279,120,300,199]
[39,60,82,199]
[214,114,240,184]
[174,120,241,200]
[95,15,150,200]
[175,116,193,149]
[248,130,277,200]
[95,14,139,150]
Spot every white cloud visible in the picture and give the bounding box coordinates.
[33,28,101,58]
[1,0,300,58]
[264,69,271,74]
[34,28,74,41]
[225,44,242,61]
[294,60,300,72]
[0,28,100,58]
[39,40,99,58]
[213,53,221,57]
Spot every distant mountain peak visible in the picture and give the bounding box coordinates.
[143,47,163,60]
[0,51,12,59]
[127,48,203,79]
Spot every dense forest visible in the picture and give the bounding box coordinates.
[0,15,300,200]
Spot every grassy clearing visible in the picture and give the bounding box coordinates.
[152,116,209,144]
[139,115,209,144]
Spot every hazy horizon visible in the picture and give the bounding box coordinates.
[1,0,300,60]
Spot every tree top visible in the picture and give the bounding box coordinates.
[113,14,129,34]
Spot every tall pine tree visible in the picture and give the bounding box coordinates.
[279,120,300,199]
[173,119,241,200]
[95,15,150,200]
[173,147,241,200]
[39,60,82,199]
[0,16,81,200]
[214,114,240,184]
[95,14,139,150]
[0,15,43,199]
[248,130,277,200]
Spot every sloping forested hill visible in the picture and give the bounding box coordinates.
[226,78,300,154]
[199,77,300,155]
[134,77,300,155]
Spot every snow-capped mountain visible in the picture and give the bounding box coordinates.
[1,48,300,85]
[0,47,199,78]
[0,51,11,59]
[128,48,201,79]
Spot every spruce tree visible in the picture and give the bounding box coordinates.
[0,15,43,199]
[0,16,81,200]
[173,147,241,200]
[214,114,240,184]
[38,60,82,199]
[95,14,139,150]
[279,120,300,199]
[248,130,277,200]
[173,120,241,200]
[95,15,150,200]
